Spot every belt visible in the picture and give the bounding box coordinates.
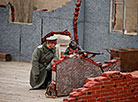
[39,62,47,64]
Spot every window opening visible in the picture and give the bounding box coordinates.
[110,0,137,35]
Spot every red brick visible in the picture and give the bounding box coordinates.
[69,92,82,97]
[122,72,132,76]
[86,90,96,96]
[63,97,76,102]
[131,77,138,83]
[125,96,137,101]
[118,81,127,86]
[127,89,135,94]
[96,97,106,101]
[125,78,132,82]
[122,93,133,98]
[0,53,11,61]
[115,87,123,92]
[131,91,138,97]
[100,92,114,97]
[115,79,124,84]
[104,96,115,101]
[119,90,128,95]
[95,89,104,94]
[73,88,83,92]
[131,74,138,79]
[81,88,89,92]
[132,85,138,90]
[128,81,138,85]
[103,84,115,89]
[85,78,95,83]
[105,88,115,93]
[83,81,100,88]
[91,86,101,90]
[78,95,95,100]
[104,81,115,85]
[114,94,124,100]
[94,76,109,82]
[67,97,76,101]
[78,100,87,102]
[102,63,109,68]
[63,99,68,102]
[102,71,120,77]
[87,98,96,102]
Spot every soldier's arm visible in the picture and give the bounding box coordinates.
[46,49,58,71]
[64,47,70,55]
[32,48,41,78]
[78,46,84,51]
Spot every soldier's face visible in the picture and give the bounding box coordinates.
[46,42,56,49]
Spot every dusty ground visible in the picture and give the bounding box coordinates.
[0,61,138,102]
[0,61,65,102]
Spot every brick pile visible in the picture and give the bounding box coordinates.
[102,58,121,72]
[0,53,11,61]
[63,71,138,102]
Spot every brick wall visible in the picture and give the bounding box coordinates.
[47,55,121,97]
[63,71,138,102]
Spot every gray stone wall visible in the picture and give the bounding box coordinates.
[0,6,41,62]
[0,0,138,63]
[0,6,20,60]
[83,0,138,63]
[20,11,41,62]
[0,1,76,61]
[42,0,76,38]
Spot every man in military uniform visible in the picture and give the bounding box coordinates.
[64,40,88,57]
[30,36,58,89]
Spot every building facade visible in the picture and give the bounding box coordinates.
[0,0,138,63]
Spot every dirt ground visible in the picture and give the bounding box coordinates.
[0,61,138,102]
[0,61,65,102]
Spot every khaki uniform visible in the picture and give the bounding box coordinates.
[30,42,57,89]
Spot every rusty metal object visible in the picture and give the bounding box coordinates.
[110,48,138,72]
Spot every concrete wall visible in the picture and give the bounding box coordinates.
[0,0,138,63]
[0,6,20,61]
[0,0,76,61]
[41,0,76,37]
[0,0,72,23]
[83,0,138,63]
[0,0,72,11]
[0,5,41,62]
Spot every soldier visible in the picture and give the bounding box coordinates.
[30,36,58,90]
[64,40,88,57]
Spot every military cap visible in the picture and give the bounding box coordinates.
[46,36,57,43]
[69,40,78,50]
